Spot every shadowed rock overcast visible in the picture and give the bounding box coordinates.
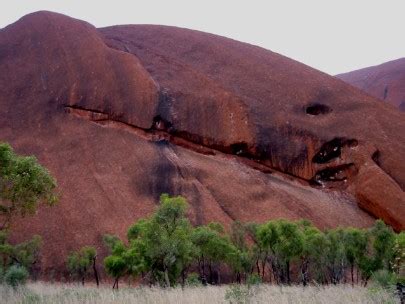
[0,11,404,275]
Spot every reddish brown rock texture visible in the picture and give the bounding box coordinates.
[0,12,404,275]
[336,58,405,111]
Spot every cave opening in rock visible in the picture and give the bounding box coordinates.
[372,150,381,166]
[305,103,332,115]
[230,142,250,157]
[312,138,343,163]
[311,163,355,185]
[151,115,172,131]
[312,137,358,164]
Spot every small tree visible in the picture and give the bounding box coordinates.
[136,194,195,287]
[191,223,236,284]
[0,142,58,283]
[67,246,99,286]
[298,220,326,286]
[257,220,303,284]
[0,143,58,230]
[245,222,268,280]
[103,235,129,289]
[392,232,404,285]
[324,228,347,284]
[343,227,367,285]
[358,220,395,286]
[104,195,196,288]
[104,255,127,289]
[229,221,255,283]
[274,220,304,284]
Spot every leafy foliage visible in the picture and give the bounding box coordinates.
[0,142,58,286]
[104,194,195,288]
[0,232,42,276]
[4,265,28,288]
[392,232,405,284]
[102,194,401,288]
[67,246,98,286]
[0,142,58,230]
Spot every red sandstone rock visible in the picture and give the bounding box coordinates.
[336,58,405,111]
[0,12,403,275]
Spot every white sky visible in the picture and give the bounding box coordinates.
[1,0,404,75]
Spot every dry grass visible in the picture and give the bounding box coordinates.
[0,282,399,304]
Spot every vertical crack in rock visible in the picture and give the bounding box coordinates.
[383,85,389,100]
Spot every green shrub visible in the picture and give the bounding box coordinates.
[370,269,396,291]
[246,274,262,286]
[4,265,29,287]
[185,273,201,286]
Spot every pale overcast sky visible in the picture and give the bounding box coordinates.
[1,0,404,75]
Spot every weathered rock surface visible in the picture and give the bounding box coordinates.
[0,12,404,275]
[337,58,405,111]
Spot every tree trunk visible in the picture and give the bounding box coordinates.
[286,260,291,285]
[261,258,266,280]
[164,269,170,287]
[271,261,279,285]
[93,257,100,287]
[202,257,206,279]
[351,264,354,286]
[198,259,203,278]
[181,269,186,288]
[301,260,308,287]
[363,275,371,287]
[113,278,119,289]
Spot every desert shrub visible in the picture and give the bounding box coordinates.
[101,194,401,287]
[191,222,237,284]
[104,194,195,288]
[185,273,201,286]
[246,273,262,286]
[66,246,98,286]
[370,270,397,291]
[4,265,29,288]
[392,232,405,285]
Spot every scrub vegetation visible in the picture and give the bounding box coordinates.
[0,142,403,303]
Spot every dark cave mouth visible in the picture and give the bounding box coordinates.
[312,138,358,164]
[311,163,356,186]
[305,103,332,115]
[151,115,173,131]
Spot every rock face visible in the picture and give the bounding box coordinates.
[0,12,404,275]
[336,58,405,111]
